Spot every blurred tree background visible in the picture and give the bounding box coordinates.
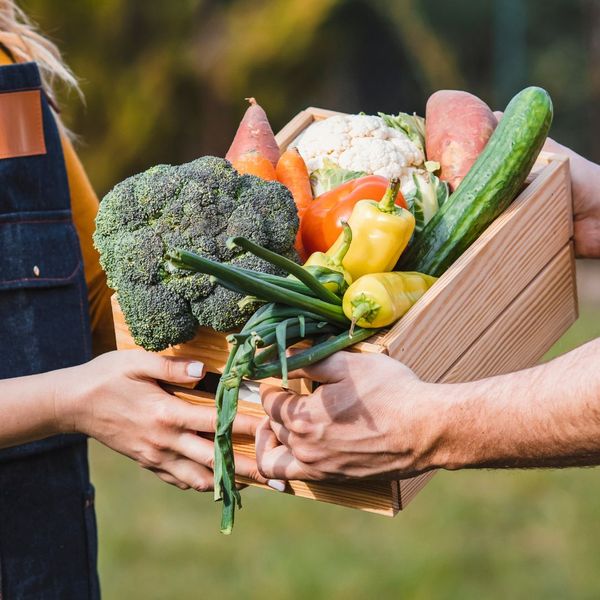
[22,0,600,196]
[17,1,600,598]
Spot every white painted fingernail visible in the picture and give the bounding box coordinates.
[186,362,204,378]
[267,479,286,492]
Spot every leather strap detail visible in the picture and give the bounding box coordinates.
[0,89,46,159]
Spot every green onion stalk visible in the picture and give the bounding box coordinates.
[167,237,380,534]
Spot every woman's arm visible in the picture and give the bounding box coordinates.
[0,350,279,491]
[255,339,600,480]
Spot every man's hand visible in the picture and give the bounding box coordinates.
[496,110,600,259]
[58,350,276,491]
[256,339,600,482]
[256,352,449,481]
[543,137,600,258]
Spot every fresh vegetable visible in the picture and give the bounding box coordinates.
[425,90,497,191]
[168,240,378,534]
[308,157,366,197]
[230,151,277,180]
[226,235,343,306]
[326,178,415,280]
[170,247,347,324]
[303,222,353,294]
[276,148,313,216]
[226,97,280,167]
[93,156,299,350]
[344,271,437,333]
[300,175,406,255]
[404,171,449,233]
[276,147,313,259]
[399,86,553,276]
[296,114,424,186]
[378,111,426,156]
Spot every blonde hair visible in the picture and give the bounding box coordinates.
[0,0,80,105]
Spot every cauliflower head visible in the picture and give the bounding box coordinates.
[296,114,425,191]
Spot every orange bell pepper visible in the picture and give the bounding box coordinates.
[300,175,407,255]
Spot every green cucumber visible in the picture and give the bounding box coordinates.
[398,86,553,276]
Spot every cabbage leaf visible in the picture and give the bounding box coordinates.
[309,158,366,197]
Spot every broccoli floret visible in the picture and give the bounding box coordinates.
[117,285,198,352]
[94,156,299,351]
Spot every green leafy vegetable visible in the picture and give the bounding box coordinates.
[93,156,300,351]
[379,112,426,156]
[404,171,449,233]
[308,157,366,196]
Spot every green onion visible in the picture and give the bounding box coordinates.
[169,249,349,326]
[254,327,379,380]
[227,236,343,305]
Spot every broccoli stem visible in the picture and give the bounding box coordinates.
[227,236,343,306]
[168,249,349,326]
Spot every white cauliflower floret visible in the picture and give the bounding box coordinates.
[297,114,424,184]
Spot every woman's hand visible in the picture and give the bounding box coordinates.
[56,350,277,491]
[255,352,450,481]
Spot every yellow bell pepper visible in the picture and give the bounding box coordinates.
[343,271,437,333]
[326,178,415,280]
[303,222,353,294]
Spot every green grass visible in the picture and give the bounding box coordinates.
[91,303,600,600]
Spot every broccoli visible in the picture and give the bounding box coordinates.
[94,156,299,351]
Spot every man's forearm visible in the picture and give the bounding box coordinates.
[440,338,600,470]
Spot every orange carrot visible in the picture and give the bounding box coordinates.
[226,98,280,167]
[276,147,313,217]
[231,151,277,180]
[275,148,313,261]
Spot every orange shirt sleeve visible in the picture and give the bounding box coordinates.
[0,48,115,355]
[60,131,116,356]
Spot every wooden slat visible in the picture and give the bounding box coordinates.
[275,110,314,149]
[395,242,576,505]
[398,471,436,507]
[442,244,577,382]
[112,295,231,372]
[382,155,572,381]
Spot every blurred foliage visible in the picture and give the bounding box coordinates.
[21,0,599,197]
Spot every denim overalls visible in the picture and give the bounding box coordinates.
[0,62,100,599]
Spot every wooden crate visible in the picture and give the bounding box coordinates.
[112,107,577,516]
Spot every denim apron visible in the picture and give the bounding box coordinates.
[0,63,100,599]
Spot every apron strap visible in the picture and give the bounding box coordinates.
[0,45,61,113]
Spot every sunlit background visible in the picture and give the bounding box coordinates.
[20,0,600,597]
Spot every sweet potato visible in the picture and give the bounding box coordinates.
[425,90,497,191]
[231,151,277,180]
[226,97,280,167]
